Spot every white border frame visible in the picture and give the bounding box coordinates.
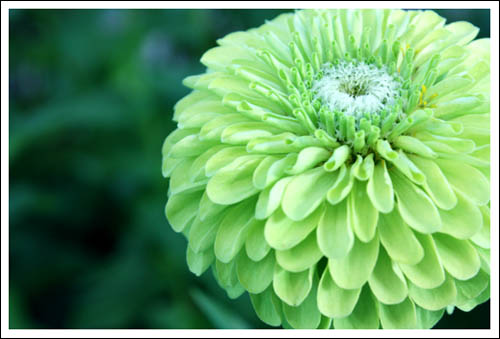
[1,1,499,338]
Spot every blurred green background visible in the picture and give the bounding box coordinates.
[9,9,490,329]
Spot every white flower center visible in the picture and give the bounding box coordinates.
[312,61,401,118]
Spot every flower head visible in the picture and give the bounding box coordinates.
[162,9,490,329]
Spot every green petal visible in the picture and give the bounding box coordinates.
[471,205,490,249]
[204,146,247,177]
[189,212,225,253]
[348,180,379,242]
[378,209,424,265]
[170,158,208,195]
[282,168,337,221]
[368,247,408,305]
[317,199,354,259]
[436,159,490,206]
[273,266,313,306]
[245,219,270,261]
[433,233,480,280]
[329,233,379,289]
[379,298,417,329]
[188,145,227,182]
[207,155,263,205]
[414,306,445,329]
[334,285,380,329]
[221,122,280,145]
[186,246,214,277]
[250,286,282,327]
[455,269,489,305]
[286,146,331,175]
[351,154,375,181]
[317,266,361,318]
[198,191,227,221]
[214,198,256,263]
[165,190,203,232]
[409,155,457,210]
[399,233,445,289]
[282,276,322,329]
[265,205,324,251]
[214,259,239,289]
[252,156,282,189]
[326,164,354,205]
[439,192,483,239]
[168,135,219,158]
[408,273,457,311]
[456,282,490,312]
[391,170,442,234]
[255,177,292,220]
[276,230,323,273]
[317,316,332,329]
[199,114,250,141]
[236,251,275,294]
[366,159,394,213]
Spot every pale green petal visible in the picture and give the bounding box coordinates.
[198,191,227,221]
[378,209,424,265]
[317,266,361,318]
[273,266,313,306]
[408,273,457,311]
[317,199,354,259]
[433,233,480,280]
[186,246,214,277]
[250,286,282,327]
[282,168,337,221]
[245,219,271,262]
[439,192,482,239]
[409,155,457,210]
[199,114,251,141]
[276,230,323,273]
[436,159,490,206]
[214,259,239,289]
[378,298,417,329]
[368,247,408,305]
[471,205,490,249]
[252,156,282,189]
[326,165,354,205]
[391,170,442,234]
[286,146,331,175]
[170,158,208,195]
[204,146,247,177]
[255,177,292,220]
[221,122,281,145]
[165,190,203,232]
[366,159,394,213]
[265,205,324,251]
[456,283,490,312]
[214,198,256,263]
[348,180,379,242]
[351,153,375,181]
[329,233,379,289]
[189,212,224,253]
[414,306,445,329]
[334,285,380,329]
[282,276,322,329]
[399,233,445,289]
[455,269,489,305]
[207,155,263,205]
[236,251,275,294]
[189,145,227,182]
[169,134,219,158]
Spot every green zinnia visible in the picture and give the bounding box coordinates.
[162,9,490,329]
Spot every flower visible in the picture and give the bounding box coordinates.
[162,9,490,329]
